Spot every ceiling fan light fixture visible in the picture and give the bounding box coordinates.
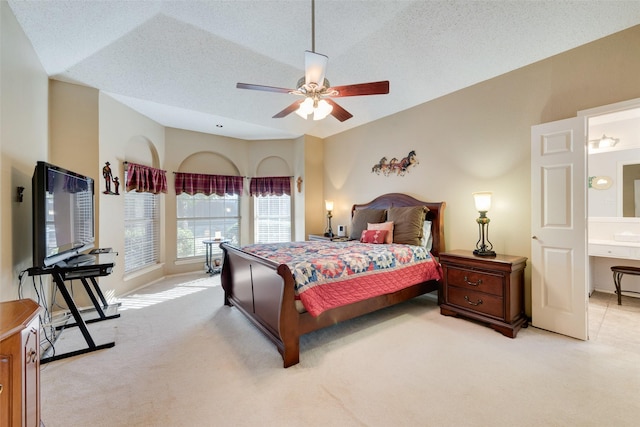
[237,0,389,122]
[313,99,333,120]
[296,97,314,118]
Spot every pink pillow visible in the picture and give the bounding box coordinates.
[360,229,388,244]
[367,222,394,244]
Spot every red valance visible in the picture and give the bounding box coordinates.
[125,162,168,194]
[249,176,292,196]
[175,172,243,196]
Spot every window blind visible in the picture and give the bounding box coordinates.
[124,190,159,273]
[254,194,291,243]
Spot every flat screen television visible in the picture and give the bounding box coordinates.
[32,161,95,268]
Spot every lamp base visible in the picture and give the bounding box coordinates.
[473,248,496,257]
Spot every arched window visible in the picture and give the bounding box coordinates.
[175,173,243,258]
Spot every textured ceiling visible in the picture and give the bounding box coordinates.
[8,1,640,140]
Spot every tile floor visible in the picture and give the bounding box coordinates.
[589,291,640,351]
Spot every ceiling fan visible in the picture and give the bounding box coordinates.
[236,0,389,122]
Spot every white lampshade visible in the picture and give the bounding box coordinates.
[295,108,308,119]
[473,192,492,212]
[296,97,314,119]
[325,200,334,211]
[313,99,333,121]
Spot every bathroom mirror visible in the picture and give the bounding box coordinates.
[621,163,640,217]
[588,149,640,217]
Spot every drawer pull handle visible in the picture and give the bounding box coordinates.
[0,384,3,394]
[464,295,483,306]
[464,276,482,286]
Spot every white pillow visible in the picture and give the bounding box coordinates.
[421,220,433,251]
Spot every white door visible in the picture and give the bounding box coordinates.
[531,117,588,340]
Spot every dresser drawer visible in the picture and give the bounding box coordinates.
[446,267,503,296]
[447,286,504,319]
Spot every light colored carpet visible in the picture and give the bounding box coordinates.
[40,273,640,426]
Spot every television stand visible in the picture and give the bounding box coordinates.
[65,253,97,267]
[28,253,120,363]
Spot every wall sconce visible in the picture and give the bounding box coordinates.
[324,200,334,238]
[589,134,619,149]
[473,192,496,257]
[589,176,613,190]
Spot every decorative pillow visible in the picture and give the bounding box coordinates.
[349,208,386,240]
[360,229,388,244]
[368,221,394,244]
[388,206,427,246]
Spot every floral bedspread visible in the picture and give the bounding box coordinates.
[243,241,442,316]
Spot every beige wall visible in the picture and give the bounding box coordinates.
[98,92,167,295]
[302,135,325,237]
[323,25,640,313]
[49,81,100,241]
[0,2,49,302]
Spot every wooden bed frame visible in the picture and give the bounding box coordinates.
[220,193,446,367]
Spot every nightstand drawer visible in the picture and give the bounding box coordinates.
[446,267,503,296]
[447,286,503,318]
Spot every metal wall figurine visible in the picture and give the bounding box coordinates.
[102,161,120,195]
[371,150,419,176]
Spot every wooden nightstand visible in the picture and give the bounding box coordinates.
[440,249,527,338]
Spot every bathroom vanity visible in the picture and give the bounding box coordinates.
[588,217,640,296]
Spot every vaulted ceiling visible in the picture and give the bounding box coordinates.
[8,1,640,140]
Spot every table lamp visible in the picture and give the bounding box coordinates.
[473,192,496,256]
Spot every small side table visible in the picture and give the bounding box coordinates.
[203,239,228,275]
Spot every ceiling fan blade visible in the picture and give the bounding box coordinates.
[305,51,328,86]
[324,99,353,122]
[273,100,304,118]
[329,81,390,97]
[236,82,293,94]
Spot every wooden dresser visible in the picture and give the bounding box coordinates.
[0,299,42,427]
[439,250,527,338]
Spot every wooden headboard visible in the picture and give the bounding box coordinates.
[351,193,446,258]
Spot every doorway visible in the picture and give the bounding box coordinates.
[530,98,640,340]
[583,100,640,342]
